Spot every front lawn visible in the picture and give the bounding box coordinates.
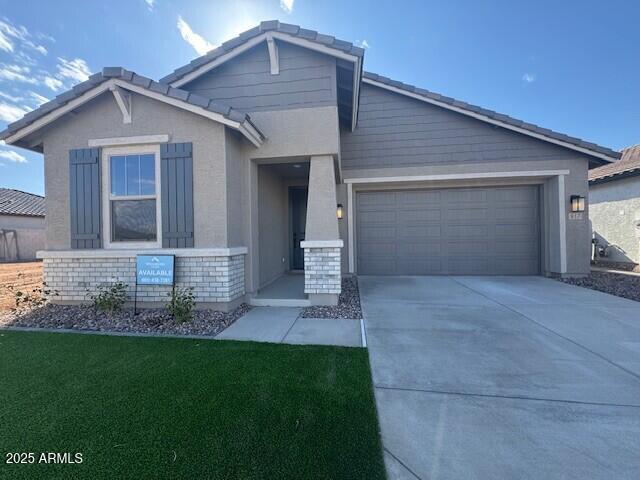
[0,331,386,479]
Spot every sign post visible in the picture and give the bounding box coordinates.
[134,255,175,314]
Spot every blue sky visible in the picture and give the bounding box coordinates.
[0,0,638,195]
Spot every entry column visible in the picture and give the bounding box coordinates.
[301,155,342,306]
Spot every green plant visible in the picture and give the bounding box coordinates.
[91,282,128,313]
[167,287,195,323]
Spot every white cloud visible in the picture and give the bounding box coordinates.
[56,57,91,83]
[0,91,23,102]
[177,16,214,55]
[280,0,294,13]
[29,91,49,106]
[0,101,29,122]
[43,75,63,91]
[0,29,12,52]
[36,32,55,43]
[0,18,26,41]
[29,43,47,55]
[144,0,155,11]
[0,149,27,163]
[355,39,370,49]
[0,18,47,55]
[522,73,536,83]
[0,64,38,85]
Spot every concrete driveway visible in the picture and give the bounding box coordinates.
[360,276,640,480]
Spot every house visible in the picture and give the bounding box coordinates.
[589,145,640,268]
[0,21,620,309]
[0,188,45,262]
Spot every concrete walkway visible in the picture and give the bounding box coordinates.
[216,306,362,347]
[360,275,640,480]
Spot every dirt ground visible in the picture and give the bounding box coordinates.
[0,261,43,311]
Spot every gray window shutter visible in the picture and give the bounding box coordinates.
[161,143,194,248]
[69,148,102,249]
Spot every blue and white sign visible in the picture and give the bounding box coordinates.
[136,255,175,285]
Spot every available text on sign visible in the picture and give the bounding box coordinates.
[136,255,175,285]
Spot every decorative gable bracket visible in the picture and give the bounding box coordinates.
[266,35,279,75]
[109,85,132,124]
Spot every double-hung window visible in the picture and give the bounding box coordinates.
[103,146,161,248]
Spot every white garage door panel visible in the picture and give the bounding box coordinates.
[356,185,541,275]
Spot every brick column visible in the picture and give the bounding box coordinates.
[301,241,343,305]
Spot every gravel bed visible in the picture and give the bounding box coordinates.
[301,276,362,319]
[592,260,639,273]
[560,271,640,303]
[0,303,251,336]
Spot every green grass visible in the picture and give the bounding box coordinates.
[0,331,386,479]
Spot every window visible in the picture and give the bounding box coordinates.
[107,153,159,244]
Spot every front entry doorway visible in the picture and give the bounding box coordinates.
[290,186,308,270]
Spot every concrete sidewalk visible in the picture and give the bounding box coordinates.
[216,307,362,347]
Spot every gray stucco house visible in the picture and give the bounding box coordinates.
[0,21,620,309]
[0,188,45,262]
[589,145,640,268]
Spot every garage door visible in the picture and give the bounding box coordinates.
[356,185,540,275]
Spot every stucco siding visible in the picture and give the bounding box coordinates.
[182,42,337,113]
[248,106,340,160]
[0,214,45,261]
[341,83,577,170]
[41,92,228,250]
[590,176,640,264]
[225,128,246,247]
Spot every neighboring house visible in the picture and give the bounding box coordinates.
[589,145,640,267]
[0,21,620,308]
[0,188,45,262]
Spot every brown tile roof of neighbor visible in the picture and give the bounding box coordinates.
[589,145,640,184]
[0,188,45,217]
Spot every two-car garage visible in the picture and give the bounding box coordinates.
[355,185,541,275]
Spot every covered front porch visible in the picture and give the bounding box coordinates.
[248,155,343,307]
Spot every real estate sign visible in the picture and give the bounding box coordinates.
[136,255,175,285]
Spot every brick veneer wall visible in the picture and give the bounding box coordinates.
[303,247,341,295]
[42,254,245,305]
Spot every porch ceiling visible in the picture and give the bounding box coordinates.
[264,162,310,181]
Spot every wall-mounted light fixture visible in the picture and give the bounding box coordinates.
[336,203,344,220]
[570,195,585,212]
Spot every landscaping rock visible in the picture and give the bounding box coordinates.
[301,276,362,319]
[560,271,640,303]
[0,303,251,337]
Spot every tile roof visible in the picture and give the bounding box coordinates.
[0,67,264,143]
[589,144,640,183]
[363,72,620,163]
[0,188,45,217]
[160,20,365,85]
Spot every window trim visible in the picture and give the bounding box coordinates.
[101,144,162,249]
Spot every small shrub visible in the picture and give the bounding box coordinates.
[5,276,57,311]
[12,287,44,309]
[167,287,195,323]
[91,282,128,313]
